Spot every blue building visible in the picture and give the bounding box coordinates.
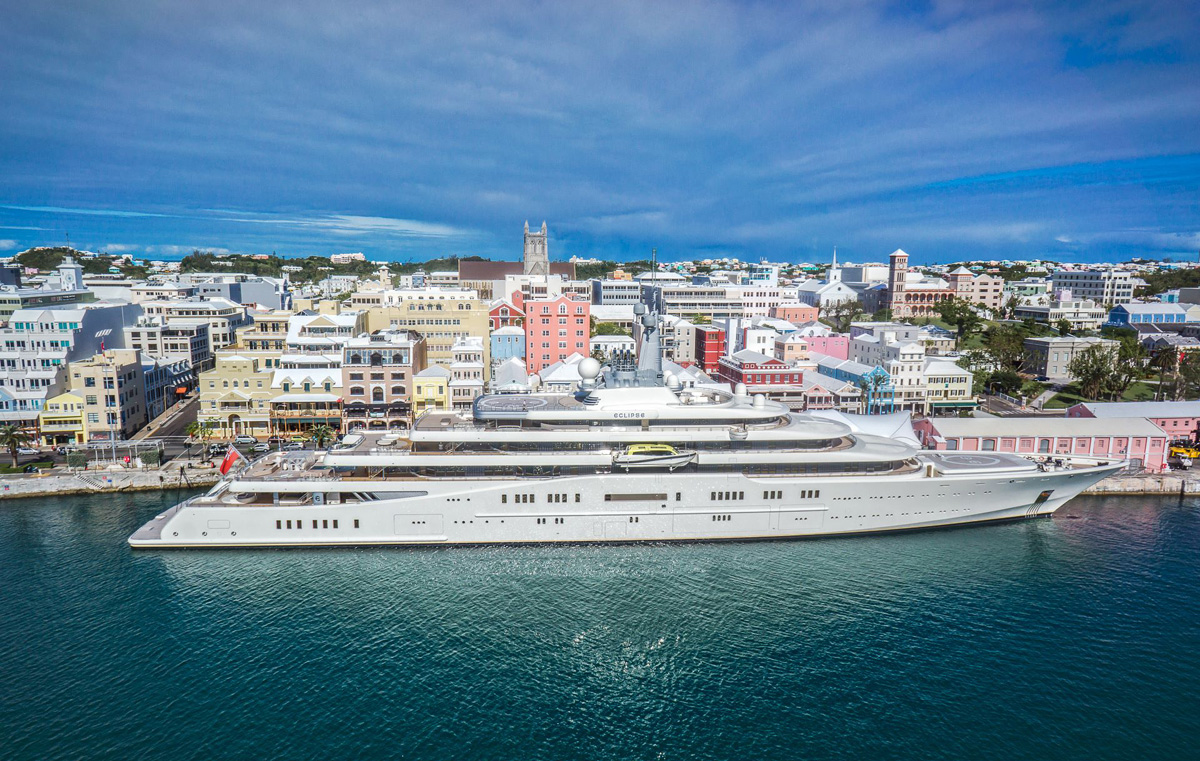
[1106,303,1187,327]
[490,325,525,365]
[814,355,895,413]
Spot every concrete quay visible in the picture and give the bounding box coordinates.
[0,464,220,500]
[1083,472,1200,496]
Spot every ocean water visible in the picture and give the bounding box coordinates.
[1,490,1197,760]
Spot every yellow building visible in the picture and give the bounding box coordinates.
[234,310,291,369]
[197,355,275,437]
[412,366,451,417]
[365,292,490,376]
[38,391,86,446]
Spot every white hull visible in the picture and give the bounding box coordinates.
[130,463,1119,549]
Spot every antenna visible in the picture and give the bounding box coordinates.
[651,247,657,277]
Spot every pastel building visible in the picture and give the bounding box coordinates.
[523,294,590,375]
[490,325,526,365]
[914,416,1169,471]
[1067,401,1200,443]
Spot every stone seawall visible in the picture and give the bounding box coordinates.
[0,468,220,500]
[1084,473,1200,496]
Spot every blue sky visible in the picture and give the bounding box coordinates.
[1,0,1197,265]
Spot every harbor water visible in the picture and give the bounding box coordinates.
[1,490,1197,760]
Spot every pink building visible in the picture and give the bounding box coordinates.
[770,302,819,324]
[913,416,1169,471]
[803,335,849,360]
[1066,401,1200,442]
[523,294,590,375]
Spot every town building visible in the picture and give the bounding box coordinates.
[1106,303,1188,328]
[0,302,143,429]
[141,354,194,420]
[139,297,249,348]
[198,355,275,438]
[885,250,954,318]
[69,349,148,444]
[363,289,491,372]
[590,335,637,360]
[0,257,95,324]
[1022,336,1118,380]
[523,294,590,375]
[490,325,525,366]
[692,325,726,375]
[269,366,343,437]
[449,336,486,412]
[770,302,819,324]
[330,252,366,264]
[1050,268,1134,305]
[913,416,1169,471]
[590,279,643,305]
[814,354,896,413]
[412,366,451,416]
[124,317,213,373]
[1066,401,1200,442]
[488,296,524,330]
[1014,295,1108,331]
[795,253,860,307]
[341,330,426,432]
[37,391,86,447]
[946,266,1005,312]
[176,272,291,310]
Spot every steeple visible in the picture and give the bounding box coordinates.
[828,247,841,284]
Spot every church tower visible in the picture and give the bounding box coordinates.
[887,249,909,318]
[523,221,549,277]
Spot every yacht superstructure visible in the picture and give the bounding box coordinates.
[130,306,1121,549]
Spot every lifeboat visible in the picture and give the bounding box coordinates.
[613,444,695,471]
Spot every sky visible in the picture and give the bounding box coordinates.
[0,0,1198,265]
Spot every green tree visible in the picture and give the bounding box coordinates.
[1056,318,1073,336]
[66,451,88,470]
[309,424,337,449]
[1068,345,1116,400]
[871,307,893,322]
[139,448,162,466]
[825,299,864,333]
[1105,337,1148,400]
[0,424,33,467]
[982,324,1026,372]
[935,298,984,347]
[186,420,216,460]
[1001,294,1021,320]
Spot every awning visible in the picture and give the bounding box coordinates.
[931,401,979,408]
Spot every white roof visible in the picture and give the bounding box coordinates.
[415,366,452,379]
[491,325,524,336]
[927,416,1166,438]
[1073,401,1200,419]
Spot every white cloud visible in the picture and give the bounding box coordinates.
[102,243,138,253]
[0,239,17,250]
[216,211,468,239]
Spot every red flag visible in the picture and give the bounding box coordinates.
[219,444,245,475]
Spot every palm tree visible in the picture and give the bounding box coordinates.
[309,424,337,450]
[0,424,33,467]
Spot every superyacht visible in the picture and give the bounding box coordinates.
[130,306,1122,548]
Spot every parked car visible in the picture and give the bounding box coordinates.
[233,434,258,445]
[288,434,308,443]
[250,442,270,453]
[16,447,41,456]
[208,443,227,456]
[54,446,79,456]
[281,442,304,451]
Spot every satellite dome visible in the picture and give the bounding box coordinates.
[665,373,682,390]
[734,382,748,397]
[578,357,601,380]
[529,374,541,389]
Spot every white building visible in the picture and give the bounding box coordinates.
[1050,268,1135,306]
